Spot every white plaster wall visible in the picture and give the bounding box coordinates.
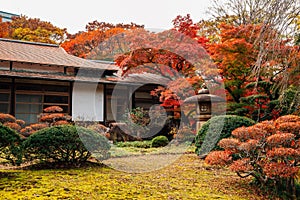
[72,82,104,121]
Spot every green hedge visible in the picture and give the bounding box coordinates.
[116,140,152,148]
[0,124,22,165]
[195,115,255,156]
[23,125,111,164]
[151,136,169,148]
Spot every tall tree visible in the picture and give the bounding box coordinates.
[61,21,144,59]
[108,15,222,112]
[0,21,10,38]
[0,15,67,44]
[209,0,300,89]
[208,23,258,103]
[208,21,300,120]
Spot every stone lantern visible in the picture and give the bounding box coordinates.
[184,88,225,133]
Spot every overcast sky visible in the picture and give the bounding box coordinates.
[1,0,213,33]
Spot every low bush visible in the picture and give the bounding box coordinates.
[0,124,22,165]
[0,113,26,134]
[116,140,152,148]
[195,115,255,156]
[22,125,111,165]
[151,136,169,148]
[205,115,300,199]
[0,113,16,124]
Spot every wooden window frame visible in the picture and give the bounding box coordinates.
[14,82,71,124]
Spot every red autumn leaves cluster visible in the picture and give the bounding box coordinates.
[0,106,71,138]
[0,113,25,132]
[0,15,66,44]
[62,21,143,58]
[205,115,300,181]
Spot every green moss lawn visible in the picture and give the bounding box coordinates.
[0,153,269,200]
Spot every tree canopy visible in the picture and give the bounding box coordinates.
[61,21,144,58]
[0,15,67,44]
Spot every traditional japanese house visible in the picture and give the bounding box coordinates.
[0,38,166,124]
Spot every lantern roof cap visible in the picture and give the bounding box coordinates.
[198,88,209,94]
[184,90,225,103]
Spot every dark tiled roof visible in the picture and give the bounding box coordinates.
[0,70,116,83]
[118,73,170,85]
[0,70,169,85]
[0,38,169,85]
[0,38,118,70]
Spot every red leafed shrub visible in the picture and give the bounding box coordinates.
[18,106,71,138]
[276,122,300,136]
[20,126,34,137]
[3,122,21,131]
[15,119,26,127]
[205,115,300,199]
[39,106,71,127]
[30,123,48,131]
[19,123,48,138]
[229,158,253,173]
[40,113,65,123]
[267,147,300,159]
[253,120,276,135]
[19,124,48,138]
[239,139,259,153]
[218,138,240,152]
[231,126,252,141]
[53,120,69,126]
[266,132,295,148]
[205,150,232,165]
[43,106,64,113]
[231,125,271,141]
[275,115,300,124]
[263,163,299,178]
[0,113,16,124]
[0,114,26,134]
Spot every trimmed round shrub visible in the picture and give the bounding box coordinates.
[22,125,111,164]
[151,136,169,148]
[195,115,255,155]
[0,123,22,165]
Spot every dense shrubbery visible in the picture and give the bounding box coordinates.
[20,106,72,138]
[0,107,112,167]
[0,113,26,136]
[151,136,169,147]
[86,123,110,139]
[122,107,150,139]
[0,124,22,165]
[116,140,152,148]
[0,106,72,138]
[39,105,71,126]
[195,115,255,155]
[22,125,111,164]
[205,115,300,199]
[122,107,172,140]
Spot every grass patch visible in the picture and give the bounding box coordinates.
[109,142,196,158]
[0,154,266,199]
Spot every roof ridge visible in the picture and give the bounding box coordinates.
[0,38,59,47]
[0,11,19,16]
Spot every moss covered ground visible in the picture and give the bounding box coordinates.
[0,153,269,200]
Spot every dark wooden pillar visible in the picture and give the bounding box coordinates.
[69,81,73,116]
[10,78,15,116]
[9,61,13,71]
[103,84,107,124]
[131,87,136,109]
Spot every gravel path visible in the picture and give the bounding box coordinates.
[103,153,186,173]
